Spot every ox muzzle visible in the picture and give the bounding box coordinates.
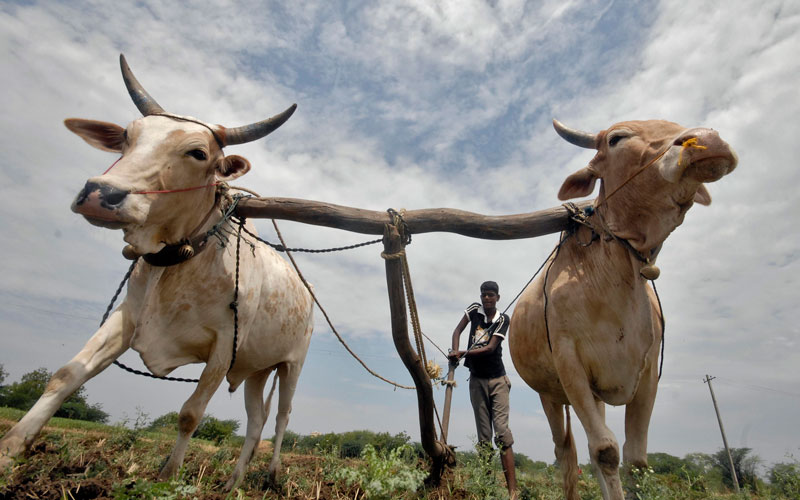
[71,181,130,229]
[669,128,738,183]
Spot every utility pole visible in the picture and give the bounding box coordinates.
[704,374,740,493]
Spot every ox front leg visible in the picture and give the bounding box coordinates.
[266,362,302,486]
[224,368,274,492]
[0,308,131,470]
[554,346,624,500]
[159,360,227,480]
[623,362,658,475]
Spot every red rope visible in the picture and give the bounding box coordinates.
[102,156,122,175]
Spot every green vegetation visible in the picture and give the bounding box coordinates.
[333,443,427,499]
[0,366,109,423]
[1,407,798,499]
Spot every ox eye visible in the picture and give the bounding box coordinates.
[608,135,626,147]
[186,149,207,161]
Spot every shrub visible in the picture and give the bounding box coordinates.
[333,443,426,499]
[770,460,800,498]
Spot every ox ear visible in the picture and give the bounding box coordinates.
[558,166,598,200]
[694,184,712,206]
[216,154,251,181]
[64,119,125,152]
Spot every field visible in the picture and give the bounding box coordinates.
[1,408,795,500]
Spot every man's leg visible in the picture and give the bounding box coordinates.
[468,376,493,447]
[490,375,517,499]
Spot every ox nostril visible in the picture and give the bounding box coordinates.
[75,181,101,206]
[675,135,695,146]
[101,185,129,208]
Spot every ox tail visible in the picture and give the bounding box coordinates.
[562,405,580,500]
[263,371,279,421]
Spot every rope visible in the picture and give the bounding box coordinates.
[228,219,243,373]
[270,219,413,390]
[107,260,201,383]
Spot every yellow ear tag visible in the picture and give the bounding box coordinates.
[678,137,708,167]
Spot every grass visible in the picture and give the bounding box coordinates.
[0,410,795,499]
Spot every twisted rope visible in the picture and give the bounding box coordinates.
[270,219,413,390]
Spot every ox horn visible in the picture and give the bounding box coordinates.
[553,119,597,149]
[223,104,297,146]
[120,54,165,116]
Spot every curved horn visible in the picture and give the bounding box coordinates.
[120,54,165,116]
[223,104,297,146]
[553,118,597,149]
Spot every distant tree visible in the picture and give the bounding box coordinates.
[710,447,760,490]
[684,452,714,473]
[0,367,108,423]
[193,415,240,443]
[0,363,7,385]
[648,452,703,478]
[148,411,180,432]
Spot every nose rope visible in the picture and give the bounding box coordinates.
[100,156,219,194]
[102,156,122,175]
[678,137,707,167]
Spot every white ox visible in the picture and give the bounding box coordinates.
[0,55,314,491]
[509,119,737,500]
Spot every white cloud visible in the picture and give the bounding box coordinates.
[1,0,798,472]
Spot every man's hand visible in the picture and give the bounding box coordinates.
[447,349,465,363]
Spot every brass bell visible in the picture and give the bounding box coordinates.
[178,243,195,259]
[640,264,661,280]
[122,244,140,260]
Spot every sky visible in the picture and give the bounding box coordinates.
[1,0,799,474]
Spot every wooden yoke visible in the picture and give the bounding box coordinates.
[236,197,591,239]
[234,196,592,483]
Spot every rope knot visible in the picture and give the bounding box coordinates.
[380,250,405,260]
[425,360,442,380]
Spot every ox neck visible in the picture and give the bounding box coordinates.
[132,188,238,267]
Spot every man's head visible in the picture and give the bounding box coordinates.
[480,281,499,310]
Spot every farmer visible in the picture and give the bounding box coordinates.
[448,280,517,498]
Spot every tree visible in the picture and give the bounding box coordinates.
[193,415,240,443]
[0,367,108,423]
[710,447,760,490]
[0,363,7,385]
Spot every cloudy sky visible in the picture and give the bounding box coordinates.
[1,0,798,472]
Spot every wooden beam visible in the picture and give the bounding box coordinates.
[236,197,592,240]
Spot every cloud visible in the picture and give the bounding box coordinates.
[0,0,798,470]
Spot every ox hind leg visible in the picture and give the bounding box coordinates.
[540,395,579,500]
[0,308,132,470]
[159,359,228,479]
[266,361,303,485]
[223,368,277,492]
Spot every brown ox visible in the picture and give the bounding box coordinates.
[0,55,314,491]
[509,119,737,500]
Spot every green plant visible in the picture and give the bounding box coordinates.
[111,477,198,500]
[333,443,426,499]
[770,456,800,499]
[459,445,508,499]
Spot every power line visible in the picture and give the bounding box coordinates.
[713,377,800,399]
